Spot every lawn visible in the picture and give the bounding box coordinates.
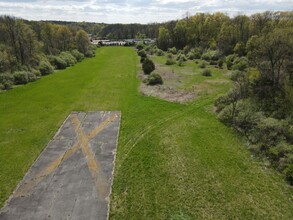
[0,47,292,219]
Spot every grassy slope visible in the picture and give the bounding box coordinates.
[0,47,292,219]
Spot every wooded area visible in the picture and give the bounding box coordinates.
[0,16,96,89]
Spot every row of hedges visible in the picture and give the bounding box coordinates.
[136,44,163,86]
[0,71,37,90]
[0,46,97,90]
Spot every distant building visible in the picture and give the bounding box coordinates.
[91,39,156,46]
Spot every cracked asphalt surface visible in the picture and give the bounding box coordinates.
[0,111,121,220]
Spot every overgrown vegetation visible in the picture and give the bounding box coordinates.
[215,28,293,184]
[152,11,293,185]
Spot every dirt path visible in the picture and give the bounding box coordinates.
[0,111,121,220]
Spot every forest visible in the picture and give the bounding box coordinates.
[0,16,96,90]
[0,11,293,185]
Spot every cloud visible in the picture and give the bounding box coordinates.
[0,0,292,23]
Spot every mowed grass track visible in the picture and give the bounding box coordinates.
[0,47,292,219]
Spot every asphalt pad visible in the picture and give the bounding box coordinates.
[0,111,121,220]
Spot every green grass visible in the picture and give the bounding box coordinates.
[0,47,292,219]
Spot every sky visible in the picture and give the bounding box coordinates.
[0,0,292,24]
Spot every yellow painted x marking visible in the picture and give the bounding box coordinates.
[15,113,118,198]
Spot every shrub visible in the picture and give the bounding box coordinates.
[39,60,54,75]
[176,54,187,62]
[31,68,41,77]
[226,54,238,70]
[199,61,207,68]
[218,59,224,68]
[60,52,77,66]
[71,49,84,62]
[284,164,293,184]
[84,44,96,57]
[201,69,212,76]
[209,60,217,65]
[48,55,67,70]
[13,71,29,84]
[232,57,248,71]
[0,72,14,89]
[140,56,147,63]
[138,50,147,58]
[28,72,37,82]
[142,58,155,75]
[136,42,144,51]
[166,59,176,65]
[145,73,163,85]
[156,49,164,56]
[249,117,288,148]
[168,47,177,55]
[178,56,186,67]
[187,48,201,60]
[201,50,220,61]
[167,53,173,59]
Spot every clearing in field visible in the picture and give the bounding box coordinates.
[0,111,121,220]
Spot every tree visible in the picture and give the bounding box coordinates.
[173,20,187,49]
[247,28,293,93]
[157,27,171,51]
[142,58,155,75]
[55,25,72,51]
[76,30,90,54]
[41,23,55,54]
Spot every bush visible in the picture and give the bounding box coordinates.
[0,72,14,89]
[284,164,293,184]
[84,44,96,57]
[13,71,29,84]
[60,52,77,66]
[138,50,147,58]
[199,61,207,68]
[176,54,187,62]
[187,48,201,60]
[140,56,147,63]
[218,59,224,68]
[39,60,54,75]
[201,50,220,61]
[225,54,238,70]
[166,59,176,65]
[145,73,163,85]
[136,43,144,51]
[142,58,155,75]
[71,49,84,62]
[250,117,288,148]
[48,55,67,70]
[232,57,248,71]
[156,49,164,56]
[168,47,177,55]
[201,69,212,76]
[209,60,217,65]
[27,72,37,82]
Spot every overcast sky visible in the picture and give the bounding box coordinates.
[0,0,292,23]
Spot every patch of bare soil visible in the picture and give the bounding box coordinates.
[138,61,196,103]
[140,84,197,103]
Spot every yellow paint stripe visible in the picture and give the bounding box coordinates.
[87,113,118,140]
[15,113,117,198]
[15,141,82,197]
[71,114,117,198]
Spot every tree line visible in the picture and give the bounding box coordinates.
[0,16,96,90]
[151,11,292,184]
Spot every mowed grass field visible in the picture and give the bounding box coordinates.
[0,47,292,219]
